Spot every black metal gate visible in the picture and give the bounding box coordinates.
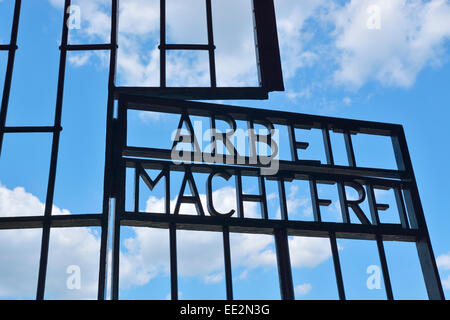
[0,0,445,300]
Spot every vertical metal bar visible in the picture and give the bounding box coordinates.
[394,187,409,229]
[376,235,394,300]
[288,124,298,162]
[235,172,244,218]
[170,223,178,300]
[274,228,294,300]
[98,0,119,300]
[251,0,284,91]
[222,226,233,300]
[391,130,445,300]
[309,179,322,223]
[337,182,350,224]
[258,176,268,220]
[134,167,139,212]
[277,179,288,220]
[329,232,346,300]
[160,0,166,87]
[205,0,216,87]
[36,0,71,300]
[0,0,21,157]
[366,184,380,226]
[111,190,121,300]
[343,132,356,167]
[322,128,334,166]
[165,167,170,214]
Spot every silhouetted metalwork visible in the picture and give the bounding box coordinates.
[0,0,445,301]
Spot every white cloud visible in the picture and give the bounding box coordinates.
[49,0,450,95]
[121,186,333,289]
[289,236,332,268]
[437,253,450,270]
[294,283,312,295]
[0,179,334,297]
[275,0,327,79]
[0,183,98,299]
[442,275,450,290]
[331,0,450,89]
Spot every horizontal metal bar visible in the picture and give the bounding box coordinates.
[0,214,102,230]
[120,95,404,135]
[115,87,269,100]
[125,158,409,190]
[123,149,408,182]
[0,44,18,51]
[3,126,62,133]
[120,212,420,241]
[61,44,116,51]
[159,44,215,51]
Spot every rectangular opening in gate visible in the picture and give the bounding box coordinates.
[177,230,226,300]
[337,239,388,300]
[45,227,101,300]
[352,133,397,170]
[289,236,339,300]
[119,226,171,300]
[230,233,280,300]
[52,52,109,215]
[0,133,52,217]
[6,1,61,126]
[383,240,428,300]
[0,228,42,299]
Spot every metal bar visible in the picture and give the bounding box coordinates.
[3,126,61,133]
[235,172,244,218]
[222,226,233,300]
[251,0,284,91]
[161,44,213,51]
[274,228,294,300]
[0,214,102,230]
[205,0,217,87]
[160,0,166,87]
[329,232,346,300]
[111,196,121,300]
[391,130,445,300]
[366,184,380,225]
[258,176,268,220]
[120,212,421,242]
[376,235,394,300]
[63,44,115,51]
[114,86,269,100]
[121,95,404,136]
[123,147,406,181]
[97,0,119,300]
[36,0,71,300]
[309,179,322,223]
[394,187,409,229]
[322,128,335,165]
[169,222,178,300]
[134,167,139,213]
[344,131,356,167]
[277,179,288,220]
[0,0,22,156]
[0,44,18,51]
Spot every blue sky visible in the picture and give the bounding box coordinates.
[0,0,450,300]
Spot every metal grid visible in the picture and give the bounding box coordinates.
[114,0,285,100]
[0,0,445,301]
[112,95,445,300]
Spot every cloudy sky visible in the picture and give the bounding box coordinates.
[0,0,449,300]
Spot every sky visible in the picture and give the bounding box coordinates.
[0,0,450,300]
